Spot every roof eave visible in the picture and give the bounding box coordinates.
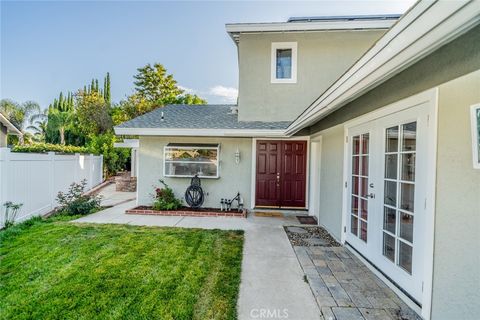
[225,19,396,43]
[114,127,287,138]
[285,0,480,135]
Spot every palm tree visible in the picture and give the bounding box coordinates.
[26,110,48,142]
[48,108,72,145]
[0,99,41,144]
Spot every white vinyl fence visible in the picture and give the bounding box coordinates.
[0,148,103,227]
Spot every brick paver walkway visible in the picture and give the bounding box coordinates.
[294,246,421,320]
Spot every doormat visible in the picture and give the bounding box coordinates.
[254,211,284,217]
[296,216,317,225]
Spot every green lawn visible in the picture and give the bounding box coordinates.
[0,217,244,320]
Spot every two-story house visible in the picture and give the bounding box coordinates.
[115,2,480,319]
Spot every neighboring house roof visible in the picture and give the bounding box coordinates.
[0,113,22,135]
[114,105,291,137]
[226,14,399,43]
[286,1,480,135]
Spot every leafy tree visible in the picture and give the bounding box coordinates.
[75,90,112,135]
[133,63,183,104]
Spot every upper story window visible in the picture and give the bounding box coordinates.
[271,42,297,84]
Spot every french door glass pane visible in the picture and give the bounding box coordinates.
[360,221,368,242]
[399,241,413,274]
[352,177,359,195]
[361,178,368,197]
[385,154,398,179]
[362,134,369,154]
[361,156,369,176]
[402,122,417,151]
[352,156,360,175]
[351,196,359,214]
[400,212,414,243]
[401,153,416,181]
[383,207,396,234]
[351,216,359,235]
[386,126,399,152]
[383,233,395,262]
[360,199,368,220]
[400,183,415,212]
[353,136,360,155]
[384,181,397,206]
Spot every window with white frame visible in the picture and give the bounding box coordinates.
[164,143,220,178]
[271,42,297,83]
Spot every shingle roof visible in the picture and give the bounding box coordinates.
[115,104,291,130]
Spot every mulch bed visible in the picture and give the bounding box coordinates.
[284,226,341,247]
[126,206,247,218]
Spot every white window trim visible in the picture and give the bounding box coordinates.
[163,145,220,179]
[470,103,480,169]
[271,42,297,84]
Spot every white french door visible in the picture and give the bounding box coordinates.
[346,103,429,305]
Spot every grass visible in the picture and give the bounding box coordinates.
[0,217,244,320]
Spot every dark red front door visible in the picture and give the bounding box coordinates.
[255,140,307,208]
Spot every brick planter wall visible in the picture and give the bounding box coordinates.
[126,207,247,218]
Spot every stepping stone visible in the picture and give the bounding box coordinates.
[287,226,309,234]
[305,237,329,246]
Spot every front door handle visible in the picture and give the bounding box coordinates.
[364,193,375,199]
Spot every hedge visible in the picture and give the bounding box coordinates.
[11,143,93,154]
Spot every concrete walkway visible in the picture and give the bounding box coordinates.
[74,203,323,320]
[95,183,136,207]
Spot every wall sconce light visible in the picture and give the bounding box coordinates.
[235,147,240,164]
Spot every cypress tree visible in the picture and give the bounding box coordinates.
[104,72,111,104]
[95,79,99,93]
[58,92,64,111]
[90,79,95,93]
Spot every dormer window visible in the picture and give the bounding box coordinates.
[271,42,297,84]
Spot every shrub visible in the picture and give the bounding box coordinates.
[56,180,102,216]
[12,143,91,154]
[86,133,130,177]
[152,180,182,211]
[2,201,23,229]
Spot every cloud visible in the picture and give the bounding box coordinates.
[178,85,195,94]
[209,85,238,103]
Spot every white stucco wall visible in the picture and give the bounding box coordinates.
[431,69,480,319]
[137,136,253,209]
[316,124,345,240]
[237,30,385,122]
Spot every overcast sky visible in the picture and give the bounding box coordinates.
[1,0,415,108]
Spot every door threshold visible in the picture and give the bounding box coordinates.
[254,206,308,211]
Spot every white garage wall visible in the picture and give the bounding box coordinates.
[0,148,103,227]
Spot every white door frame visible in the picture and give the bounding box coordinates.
[309,134,323,219]
[250,136,310,209]
[341,88,438,320]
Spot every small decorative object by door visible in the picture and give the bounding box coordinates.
[220,192,244,212]
[185,175,204,208]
